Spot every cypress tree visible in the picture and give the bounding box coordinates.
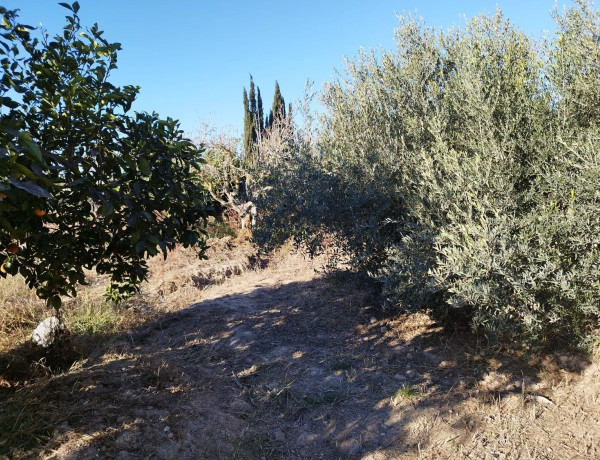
[244,78,288,153]
[249,76,257,127]
[242,88,253,160]
[272,81,286,123]
[243,75,268,163]
[257,87,264,134]
[243,88,249,118]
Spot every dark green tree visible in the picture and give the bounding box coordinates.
[0,3,209,311]
[271,81,286,124]
[243,77,287,160]
[249,76,257,121]
[257,87,265,133]
[242,87,253,160]
[243,75,261,162]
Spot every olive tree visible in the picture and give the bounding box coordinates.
[259,2,600,350]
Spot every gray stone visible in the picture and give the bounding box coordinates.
[347,441,360,455]
[78,447,101,459]
[423,351,442,365]
[273,429,285,442]
[115,430,138,450]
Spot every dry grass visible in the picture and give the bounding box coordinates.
[0,231,260,458]
[1,234,600,459]
[0,231,258,349]
[0,275,48,349]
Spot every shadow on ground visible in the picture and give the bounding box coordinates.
[0,271,587,459]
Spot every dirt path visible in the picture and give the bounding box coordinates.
[10,252,600,459]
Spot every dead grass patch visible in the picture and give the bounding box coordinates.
[0,232,259,458]
[1,237,600,459]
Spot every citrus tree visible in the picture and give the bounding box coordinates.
[0,2,209,312]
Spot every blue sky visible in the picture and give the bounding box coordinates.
[3,1,572,139]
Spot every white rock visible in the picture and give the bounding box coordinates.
[32,316,64,347]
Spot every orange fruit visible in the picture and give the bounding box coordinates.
[34,208,46,216]
[0,193,6,199]
[6,243,18,254]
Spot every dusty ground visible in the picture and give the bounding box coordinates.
[1,240,600,459]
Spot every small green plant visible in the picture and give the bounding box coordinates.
[206,219,237,239]
[267,383,293,407]
[303,389,350,407]
[66,301,122,336]
[332,359,352,372]
[394,385,419,400]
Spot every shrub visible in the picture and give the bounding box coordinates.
[258,2,600,350]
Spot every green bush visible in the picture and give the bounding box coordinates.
[0,3,209,311]
[258,1,600,350]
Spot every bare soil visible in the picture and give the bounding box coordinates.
[1,241,600,459]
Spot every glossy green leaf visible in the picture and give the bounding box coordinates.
[18,131,44,165]
[8,178,52,198]
[138,157,151,176]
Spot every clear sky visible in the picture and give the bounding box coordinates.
[3,1,573,139]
